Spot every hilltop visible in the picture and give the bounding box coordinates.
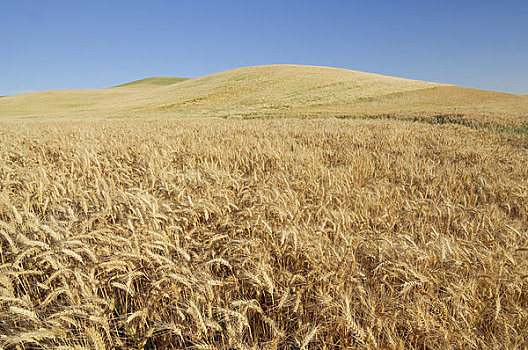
[1,65,527,127]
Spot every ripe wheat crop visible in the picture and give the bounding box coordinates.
[0,118,527,349]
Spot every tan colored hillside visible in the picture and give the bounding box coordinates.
[1,65,527,127]
[130,65,442,115]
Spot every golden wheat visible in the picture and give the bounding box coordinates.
[0,118,526,349]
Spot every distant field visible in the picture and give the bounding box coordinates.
[1,65,527,128]
[0,118,527,349]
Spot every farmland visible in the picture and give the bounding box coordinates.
[1,65,527,127]
[0,65,527,349]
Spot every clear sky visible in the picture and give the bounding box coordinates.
[2,0,527,95]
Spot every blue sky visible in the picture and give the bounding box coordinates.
[2,0,527,95]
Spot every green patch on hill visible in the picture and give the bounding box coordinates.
[115,77,190,87]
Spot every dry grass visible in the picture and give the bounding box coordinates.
[2,65,527,127]
[0,65,441,119]
[0,118,527,349]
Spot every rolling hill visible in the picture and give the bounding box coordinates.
[1,65,527,127]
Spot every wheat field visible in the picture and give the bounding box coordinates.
[2,65,528,127]
[0,118,527,349]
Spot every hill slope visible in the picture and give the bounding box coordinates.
[1,65,527,127]
[133,65,443,113]
[114,77,190,87]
